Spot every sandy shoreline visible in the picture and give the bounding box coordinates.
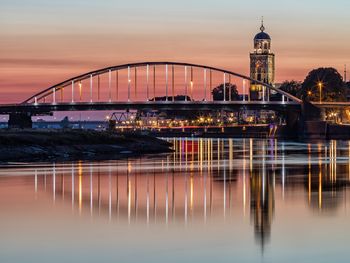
[0,130,173,163]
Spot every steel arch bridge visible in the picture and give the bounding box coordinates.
[22,61,302,106]
[0,61,313,123]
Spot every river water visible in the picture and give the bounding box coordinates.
[1,138,350,263]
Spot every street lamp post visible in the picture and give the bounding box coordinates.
[318,82,323,104]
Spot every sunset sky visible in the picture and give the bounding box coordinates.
[1,0,350,103]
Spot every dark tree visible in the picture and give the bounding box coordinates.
[299,68,346,102]
[212,83,239,101]
[280,80,302,97]
[270,80,302,101]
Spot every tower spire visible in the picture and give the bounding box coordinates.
[260,16,265,32]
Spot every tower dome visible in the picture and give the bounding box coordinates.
[254,20,271,40]
[253,19,272,53]
[254,31,271,41]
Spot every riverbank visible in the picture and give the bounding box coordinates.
[0,130,173,163]
[140,123,350,140]
[142,125,294,139]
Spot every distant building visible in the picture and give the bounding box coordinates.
[250,20,275,101]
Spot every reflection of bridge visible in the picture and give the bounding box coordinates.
[0,61,304,128]
[4,138,347,249]
[1,138,349,249]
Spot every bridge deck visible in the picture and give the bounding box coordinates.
[311,102,350,108]
[0,101,301,115]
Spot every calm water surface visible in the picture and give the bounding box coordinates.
[1,138,350,263]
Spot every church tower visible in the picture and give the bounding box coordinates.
[250,19,275,101]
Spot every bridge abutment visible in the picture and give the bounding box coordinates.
[298,101,328,139]
[283,101,329,139]
[301,101,323,122]
[8,113,33,129]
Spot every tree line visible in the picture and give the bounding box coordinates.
[212,67,349,102]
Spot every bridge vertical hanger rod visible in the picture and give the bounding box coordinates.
[98,75,100,101]
[53,88,56,104]
[134,67,137,99]
[34,96,38,105]
[79,81,82,102]
[109,70,112,102]
[172,65,175,102]
[128,66,131,102]
[61,87,63,102]
[223,73,226,102]
[185,66,188,101]
[204,69,207,101]
[210,70,212,101]
[90,74,93,103]
[165,64,168,101]
[71,80,74,103]
[229,75,232,102]
[248,80,251,102]
[190,67,193,100]
[116,71,119,101]
[190,81,194,101]
[153,65,156,101]
[262,86,265,102]
[243,80,246,102]
[146,65,149,101]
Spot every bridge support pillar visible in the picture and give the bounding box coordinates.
[301,101,323,122]
[108,120,117,131]
[285,110,300,131]
[8,113,33,129]
[284,101,326,139]
[299,101,328,139]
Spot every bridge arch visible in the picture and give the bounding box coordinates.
[22,62,302,104]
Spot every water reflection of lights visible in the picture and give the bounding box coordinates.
[6,139,349,248]
[78,162,83,214]
[349,141,350,181]
[306,140,349,212]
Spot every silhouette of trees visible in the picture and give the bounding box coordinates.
[212,83,239,101]
[299,68,346,102]
[280,80,302,97]
[270,80,302,101]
